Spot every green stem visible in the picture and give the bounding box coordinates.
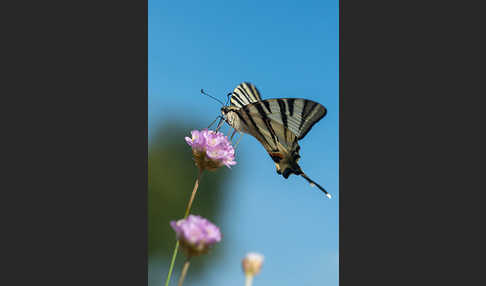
[164,169,203,286]
[245,274,254,286]
[177,259,191,286]
[164,241,179,286]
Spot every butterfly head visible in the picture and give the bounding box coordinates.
[220,106,230,115]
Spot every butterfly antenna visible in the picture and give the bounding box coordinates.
[201,89,225,107]
[225,92,232,106]
[300,173,332,199]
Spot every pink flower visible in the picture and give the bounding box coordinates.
[170,215,222,256]
[185,129,236,170]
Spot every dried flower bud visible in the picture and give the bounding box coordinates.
[185,129,236,171]
[242,252,264,276]
[170,215,222,257]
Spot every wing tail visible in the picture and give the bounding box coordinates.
[300,173,332,199]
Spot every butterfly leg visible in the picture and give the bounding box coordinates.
[207,116,223,129]
[233,132,243,149]
[230,129,237,141]
[215,117,225,132]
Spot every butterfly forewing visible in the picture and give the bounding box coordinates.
[230,82,262,108]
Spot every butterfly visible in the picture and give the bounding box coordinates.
[219,82,331,198]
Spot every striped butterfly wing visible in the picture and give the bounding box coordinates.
[230,82,262,107]
[234,102,291,153]
[245,98,327,141]
[234,98,330,198]
[224,83,331,198]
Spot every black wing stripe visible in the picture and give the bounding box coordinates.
[287,98,295,117]
[299,100,309,131]
[248,83,261,101]
[258,99,303,138]
[277,99,288,142]
[254,102,278,146]
[297,105,327,140]
[262,100,271,113]
[304,101,318,119]
[230,82,262,108]
[231,92,245,107]
[277,99,288,129]
[240,84,252,100]
[237,87,252,103]
[242,83,259,102]
[242,105,273,148]
[235,110,249,128]
[253,101,269,120]
[266,121,279,150]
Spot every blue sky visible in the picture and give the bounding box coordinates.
[149,1,338,285]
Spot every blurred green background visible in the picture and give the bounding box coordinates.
[148,123,236,282]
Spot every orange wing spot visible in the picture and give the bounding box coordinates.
[269,152,283,158]
[269,152,283,163]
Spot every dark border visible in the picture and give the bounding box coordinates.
[340,1,482,285]
[4,1,148,285]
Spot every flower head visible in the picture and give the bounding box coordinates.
[242,252,264,276]
[170,215,222,256]
[185,129,236,171]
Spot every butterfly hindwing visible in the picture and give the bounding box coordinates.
[242,98,327,141]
